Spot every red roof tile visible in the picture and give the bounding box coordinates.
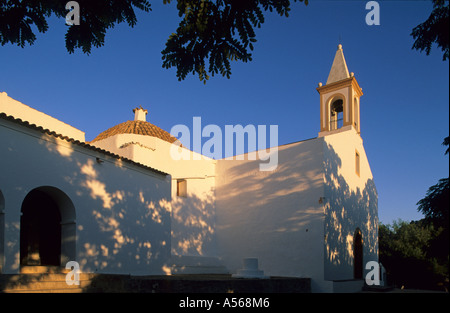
[90,120,178,144]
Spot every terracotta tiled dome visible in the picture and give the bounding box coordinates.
[90,107,178,144]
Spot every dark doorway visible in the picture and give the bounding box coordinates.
[20,189,62,266]
[354,229,363,279]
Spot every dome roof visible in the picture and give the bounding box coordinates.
[90,107,178,144]
[90,120,178,144]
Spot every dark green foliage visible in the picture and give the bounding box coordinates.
[379,220,448,291]
[0,0,308,82]
[0,0,152,54]
[411,0,449,60]
[161,0,308,83]
[380,137,449,291]
[417,136,449,231]
[417,177,449,229]
[415,136,449,285]
[1,0,447,81]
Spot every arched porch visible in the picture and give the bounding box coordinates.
[19,186,76,268]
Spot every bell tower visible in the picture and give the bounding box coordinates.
[317,44,363,137]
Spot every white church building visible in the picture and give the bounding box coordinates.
[0,45,378,292]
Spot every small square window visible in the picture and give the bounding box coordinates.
[355,151,360,177]
[177,179,187,197]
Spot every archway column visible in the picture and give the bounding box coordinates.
[60,219,76,266]
[1,192,22,274]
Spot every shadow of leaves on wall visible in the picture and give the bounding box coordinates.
[171,190,216,257]
[323,142,378,281]
[216,139,326,276]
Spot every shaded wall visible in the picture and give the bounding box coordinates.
[0,116,171,275]
[216,138,329,291]
[322,130,378,281]
[92,134,219,265]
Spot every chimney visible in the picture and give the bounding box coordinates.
[133,106,148,122]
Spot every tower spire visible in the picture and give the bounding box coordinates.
[317,44,363,137]
[326,44,350,85]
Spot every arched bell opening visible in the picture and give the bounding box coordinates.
[329,98,344,131]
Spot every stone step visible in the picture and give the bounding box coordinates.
[1,266,96,293]
[0,272,131,293]
[20,265,72,274]
[1,273,312,293]
[4,287,84,293]
[2,278,91,292]
[8,273,94,282]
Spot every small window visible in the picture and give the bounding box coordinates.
[355,151,360,176]
[177,179,187,197]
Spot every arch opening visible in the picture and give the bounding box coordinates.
[20,187,76,267]
[353,228,363,279]
[330,98,344,130]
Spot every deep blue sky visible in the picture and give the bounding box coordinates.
[0,1,448,225]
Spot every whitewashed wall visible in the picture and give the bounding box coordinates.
[322,129,378,281]
[92,133,221,273]
[215,138,334,292]
[0,117,171,275]
[0,92,85,142]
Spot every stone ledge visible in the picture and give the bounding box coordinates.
[1,273,311,293]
